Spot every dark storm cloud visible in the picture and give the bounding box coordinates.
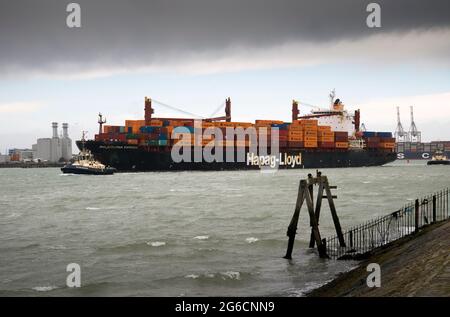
[0,0,449,77]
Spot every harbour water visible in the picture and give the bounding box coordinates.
[0,161,448,296]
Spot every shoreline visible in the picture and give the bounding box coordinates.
[307,219,450,297]
[0,162,66,168]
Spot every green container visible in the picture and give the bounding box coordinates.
[126,133,138,139]
[147,140,158,146]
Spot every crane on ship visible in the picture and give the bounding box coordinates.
[143,97,232,125]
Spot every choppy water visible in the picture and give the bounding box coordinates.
[0,161,449,296]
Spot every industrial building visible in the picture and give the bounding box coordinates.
[32,122,72,162]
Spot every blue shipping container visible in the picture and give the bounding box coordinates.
[376,132,393,138]
[363,131,376,137]
[173,126,194,134]
[271,123,289,129]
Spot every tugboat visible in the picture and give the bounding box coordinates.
[61,132,116,175]
[427,150,450,165]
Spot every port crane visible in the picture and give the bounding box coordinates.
[394,107,408,142]
[408,106,421,143]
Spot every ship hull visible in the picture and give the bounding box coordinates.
[396,151,450,160]
[78,141,396,171]
[61,164,116,175]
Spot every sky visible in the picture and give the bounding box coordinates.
[0,0,450,152]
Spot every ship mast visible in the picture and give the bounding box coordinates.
[329,89,336,107]
[408,106,421,143]
[394,107,407,142]
[98,113,106,135]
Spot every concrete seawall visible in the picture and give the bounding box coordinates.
[308,219,450,297]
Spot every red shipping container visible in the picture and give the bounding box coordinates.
[319,142,335,148]
[288,141,304,148]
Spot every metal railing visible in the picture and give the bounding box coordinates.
[325,188,449,260]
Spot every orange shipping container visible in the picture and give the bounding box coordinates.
[380,143,395,149]
[304,141,318,148]
[149,120,163,126]
[300,119,318,126]
[288,135,303,141]
[255,120,284,125]
[335,142,349,148]
[304,130,317,137]
[303,125,318,131]
[304,136,318,142]
[319,136,334,142]
[288,125,303,132]
[318,125,332,132]
[318,131,334,137]
[201,121,214,128]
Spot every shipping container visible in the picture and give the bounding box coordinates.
[271,123,289,129]
[362,131,376,138]
[300,119,318,126]
[319,142,335,148]
[380,143,395,149]
[288,135,304,141]
[335,142,349,148]
[318,136,334,142]
[304,141,318,148]
[255,120,284,125]
[318,131,334,137]
[304,130,317,137]
[376,132,393,138]
[288,141,304,148]
[317,125,332,132]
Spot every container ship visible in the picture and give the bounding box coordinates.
[77,92,397,171]
[393,106,450,160]
[396,142,450,160]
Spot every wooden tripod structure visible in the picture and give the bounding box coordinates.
[284,171,346,259]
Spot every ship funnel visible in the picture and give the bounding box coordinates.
[52,122,58,138]
[62,123,69,138]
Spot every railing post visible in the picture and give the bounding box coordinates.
[432,195,437,223]
[349,230,353,248]
[415,199,420,233]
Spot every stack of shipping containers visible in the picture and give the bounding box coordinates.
[93,118,402,153]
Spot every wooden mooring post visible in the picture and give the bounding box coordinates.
[284,171,346,259]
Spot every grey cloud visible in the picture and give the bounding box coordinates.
[0,0,449,77]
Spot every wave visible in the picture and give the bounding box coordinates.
[86,207,101,210]
[146,241,166,247]
[183,271,243,282]
[245,237,259,244]
[193,235,209,240]
[32,285,58,292]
